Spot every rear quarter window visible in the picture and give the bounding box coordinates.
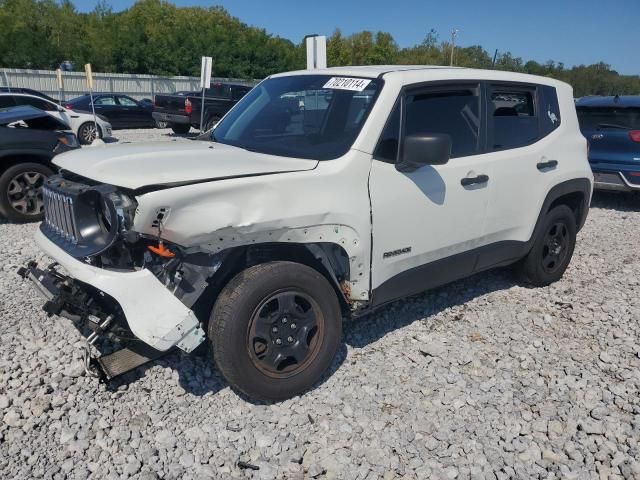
[540,85,561,136]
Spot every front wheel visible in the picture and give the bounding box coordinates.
[0,163,53,222]
[209,261,342,402]
[517,205,577,286]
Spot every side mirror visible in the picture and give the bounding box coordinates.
[396,133,451,173]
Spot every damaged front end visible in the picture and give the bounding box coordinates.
[18,173,221,379]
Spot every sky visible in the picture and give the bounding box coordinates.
[77,0,640,75]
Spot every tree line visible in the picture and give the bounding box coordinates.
[1,0,638,97]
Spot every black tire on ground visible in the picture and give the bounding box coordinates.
[78,122,101,145]
[155,119,168,129]
[0,162,53,222]
[204,116,220,132]
[170,123,191,135]
[517,205,577,287]
[209,261,342,402]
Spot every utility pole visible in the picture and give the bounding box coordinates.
[450,29,459,66]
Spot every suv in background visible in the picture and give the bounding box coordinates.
[20,67,591,401]
[0,106,79,221]
[576,95,640,192]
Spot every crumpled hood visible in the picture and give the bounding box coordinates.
[53,140,318,190]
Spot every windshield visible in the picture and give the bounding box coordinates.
[212,75,381,160]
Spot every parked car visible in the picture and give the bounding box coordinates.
[19,67,592,401]
[65,94,155,129]
[576,95,640,192]
[0,93,112,145]
[0,106,79,221]
[152,82,252,134]
[0,87,60,104]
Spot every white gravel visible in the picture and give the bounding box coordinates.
[1,129,640,479]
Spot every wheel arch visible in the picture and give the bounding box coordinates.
[0,153,54,174]
[191,241,354,324]
[530,178,592,247]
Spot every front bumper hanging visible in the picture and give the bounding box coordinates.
[17,261,168,380]
[29,229,206,353]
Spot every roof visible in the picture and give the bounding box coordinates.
[269,65,569,89]
[0,105,51,125]
[576,95,640,108]
[271,65,461,79]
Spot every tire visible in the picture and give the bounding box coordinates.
[209,261,342,402]
[204,116,220,132]
[78,122,101,145]
[170,123,191,135]
[517,205,577,287]
[154,119,168,129]
[0,163,53,222]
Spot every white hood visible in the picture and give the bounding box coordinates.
[53,140,318,190]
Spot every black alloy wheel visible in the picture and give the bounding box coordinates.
[541,221,570,274]
[517,204,577,286]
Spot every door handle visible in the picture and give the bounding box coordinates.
[460,174,489,186]
[537,160,558,171]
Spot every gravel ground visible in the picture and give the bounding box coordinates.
[1,130,640,479]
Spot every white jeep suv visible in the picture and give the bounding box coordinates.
[20,66,593,401]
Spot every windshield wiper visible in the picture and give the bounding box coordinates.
[598,123,629,130]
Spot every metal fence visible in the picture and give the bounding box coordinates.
[0,68,257,102]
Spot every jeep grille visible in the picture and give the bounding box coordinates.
[43,186,79,244]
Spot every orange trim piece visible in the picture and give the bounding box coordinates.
[148,241,175,258]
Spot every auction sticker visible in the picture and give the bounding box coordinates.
[323,77,371,91]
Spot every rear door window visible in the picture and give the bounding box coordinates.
[95,96,116,106]
[489,85,539,150]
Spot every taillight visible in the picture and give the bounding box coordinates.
[64,104,73,110]
[184,98,192,115]
[629,130,640,143]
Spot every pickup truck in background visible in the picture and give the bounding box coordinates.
[152,83,253,134]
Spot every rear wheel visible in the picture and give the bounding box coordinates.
[517,205,577,286]
[0,163,53,222]
[78,122,101,145]
[155,119,168,129]
[170,123,191,135]
[209,261,342,401]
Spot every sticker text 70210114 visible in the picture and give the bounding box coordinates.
[323,77,372,92]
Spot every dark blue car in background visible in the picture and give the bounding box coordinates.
[576,95,640,192]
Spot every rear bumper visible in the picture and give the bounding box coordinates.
[152,112,190,125]
[593,171,640,192]
[24,229,205,353]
